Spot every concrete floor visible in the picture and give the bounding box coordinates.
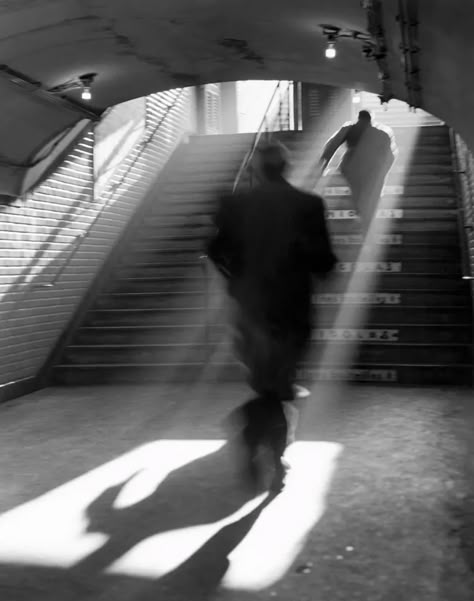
[0,382,473,600]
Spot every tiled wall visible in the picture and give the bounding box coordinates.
[454,135,474,292]
[0,88,190,388]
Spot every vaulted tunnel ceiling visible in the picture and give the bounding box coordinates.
[0,0,473,195]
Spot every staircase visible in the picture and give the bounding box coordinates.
[52,134,252,384]
[302,123,472,384]
[52,122,473,386]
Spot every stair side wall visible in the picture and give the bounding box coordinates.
[454,136,474,293]
[0,89,191,399]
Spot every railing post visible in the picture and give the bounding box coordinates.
[450,129,473,281]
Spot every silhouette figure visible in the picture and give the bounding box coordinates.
[146,494,274,601]
[319,109,397,232]
[73,438,273,582]
[208,142,337,491]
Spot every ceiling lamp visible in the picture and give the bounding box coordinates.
[325,38,337,59]
[81,86,92,101]
[48,72,97,103]
[79,73,96,101]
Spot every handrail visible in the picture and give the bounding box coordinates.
[35,88,186,288]
[34,233,85,288]
[233,81,291,192]
[449,128,474,280]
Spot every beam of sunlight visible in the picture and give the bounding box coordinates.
[304,104,428,400]
[202,95,432,395]
[0,438,342,592]
[222,441,342,590]
[0,440,224,567]
[107,441,341,587]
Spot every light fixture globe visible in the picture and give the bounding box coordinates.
[325,41,336,59]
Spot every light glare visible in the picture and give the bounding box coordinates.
[325,42,336,59]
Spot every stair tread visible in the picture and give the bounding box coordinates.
[68,341,471,348]
[81,322,472,327]
[55,361,473,368]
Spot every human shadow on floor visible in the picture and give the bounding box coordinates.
[72,434,275,595]
[0,492,272,601]
[143,493,274,601]
[0,432,277,601]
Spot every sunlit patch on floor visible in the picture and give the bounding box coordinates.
[0,439,341,591]
[0,440,225,567]
[221,441,342,590]
[106,492,269,579]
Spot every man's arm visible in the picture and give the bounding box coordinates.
[320,125,350,170]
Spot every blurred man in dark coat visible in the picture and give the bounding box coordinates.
[208,142,337,491]
[319,109,397,232]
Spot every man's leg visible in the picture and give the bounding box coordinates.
[240,398,265,488]
[358,171,387,236]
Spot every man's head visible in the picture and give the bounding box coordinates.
[358,110,372,123]
[255,141,289,180]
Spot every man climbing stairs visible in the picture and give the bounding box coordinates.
[51,114,472,386]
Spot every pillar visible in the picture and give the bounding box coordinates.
[220,82,238,134]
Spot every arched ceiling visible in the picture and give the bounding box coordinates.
[0,0,473,194]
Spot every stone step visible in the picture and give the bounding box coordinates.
[133,231,460,249]
[108,273,468,294]
[86,304,471,326]
[149,197,458,217]
[114,258,462,280]
[140,212,458,232]
[62,341,471,366]
[74,323,472,346]
[93,288,471,312]
[181,154,452,172]
[182,147,452,167]
[188,133,449,150]
[323,197,457,210]
[124,244,461,263]
[160,168,454,185]
[86,307,207,327]
[160,179,455,197]
[147,207,460,226]
[324,273,468,292]
[51,361,472,386]
[326,220,458,234]
[298,363,472,386]
[326,186,455,198]
[325,172,453,185]
[312,290,470,307]
[75,325,206,345]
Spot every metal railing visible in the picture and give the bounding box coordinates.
[233,81,293,192]
[34,233,85,288]
[35,88,187,288]
[450,129,474,281]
